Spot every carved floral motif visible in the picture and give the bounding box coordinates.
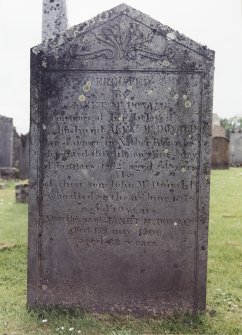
[70,23,175,61]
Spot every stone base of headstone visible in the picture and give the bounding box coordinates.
[16,183,29,203]
[0,167,19,180]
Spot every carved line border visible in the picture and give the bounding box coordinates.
[37,69,44,305]
[44,68,206,74]
[194,73,204,313]
[124,14,213,61]
[37,69,205,312]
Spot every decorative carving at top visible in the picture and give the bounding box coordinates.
[70,22,175,61]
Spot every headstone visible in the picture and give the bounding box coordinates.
[0,167,18,180]
[42,0,68,41]
[211,137,229,169]
[212,113,221,127]
[0,116,13,168]
[212,113,226,137]
[12,130,30,179]
[212,125,226,138]
[212,114,226,138]
[16,183,29,203]
[230,133,242,166]
[19,133,29,180]
[13,127,21,169]
[28,4,215,315]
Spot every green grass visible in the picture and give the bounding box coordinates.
[0,170,242,335]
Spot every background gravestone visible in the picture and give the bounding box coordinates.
[19,133,29,180]
[212,137,229,169]
[16,183,29,203]
[212,125,226,138]
[0,115,13,168]
[230,133,242,167]
[13,129,30,179]
[13,127,21,169]
[28,4,215,315]
[212,114,226,138]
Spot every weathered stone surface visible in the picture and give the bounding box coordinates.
[42,0,68,41]
[212,137,229,169]
[28,4,215,315]
[230,133,242,166]
[0,116,13,168]
[16,183,29,203]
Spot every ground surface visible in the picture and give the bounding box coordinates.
[0,169,242,335]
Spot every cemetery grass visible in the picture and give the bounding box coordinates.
[0,170,242,335]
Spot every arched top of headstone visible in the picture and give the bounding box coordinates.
[213,136,229,141]
[32,4,214,71]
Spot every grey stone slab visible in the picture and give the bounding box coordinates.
[42,0,68,42]
[0,115,13,168]
[28,4,215,315]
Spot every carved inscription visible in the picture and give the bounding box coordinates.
[41,71,201,256]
